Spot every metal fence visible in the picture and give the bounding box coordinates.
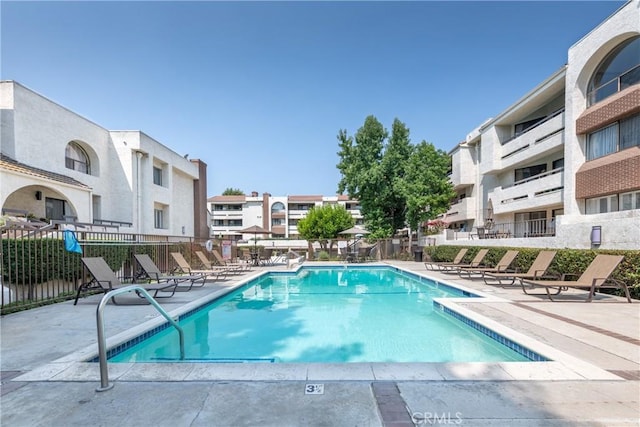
[1,226,418,312]
[0,227,205,313]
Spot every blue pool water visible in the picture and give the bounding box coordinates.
[109,267,530,363]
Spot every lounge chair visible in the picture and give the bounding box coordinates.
[457,250,520,279]
[519,254,631,302]
[424,248,468,271]
[442,248,489,274]
[170,252,229,281]
[196,250,245,274]
[483,250,558,286]
[259,248,275,266]
[75,257,178,305]
[134,254,206,291]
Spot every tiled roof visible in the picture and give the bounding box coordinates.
[288,195,323,202]
[0,154,91,189]
[208,195,246,203]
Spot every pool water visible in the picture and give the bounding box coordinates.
[110,267,529,363]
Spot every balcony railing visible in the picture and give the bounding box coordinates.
[501,108,565,146]
[489,168,564,215]
[587,64,640,106]
[472,218,554,239]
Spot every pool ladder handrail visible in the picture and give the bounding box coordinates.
[96,285,185,392]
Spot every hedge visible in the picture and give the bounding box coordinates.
[424,245,640,300]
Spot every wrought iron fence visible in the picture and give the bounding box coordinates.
[474,218,554,239]
[0,227,202,313]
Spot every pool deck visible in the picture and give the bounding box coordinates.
[1,260,638,426]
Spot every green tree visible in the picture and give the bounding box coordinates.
[398,141,455,230]
[222,188,244,195]
[337,116,388,238]
[297,205,355,251]
[337,116,454,239]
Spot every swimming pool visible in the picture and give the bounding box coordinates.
[108,266,538,363]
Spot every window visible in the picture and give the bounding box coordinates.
[213,204,242,211]
[588,36,640,106]
[213,220,224,226]
[514,163,546,183]
[228,220,243,226]
[514,117,544,137]
[153,167,163,186]
[587,114,640,160]
[552,158,564,170]
[65,142,90,174]
[620,114,640,151]
[154,208,164,229]
[271,202,285,212]
[620,190,640,211]
[586,195,619,214]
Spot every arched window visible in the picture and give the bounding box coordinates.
[587,36,640,106]
[65,141,90,174]
[271,202,285,213]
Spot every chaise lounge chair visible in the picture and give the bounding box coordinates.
[211,249,251,272]
[134,253,206,291]
[76,257,178,305]
[170,252,229,281]
[424,248,468,271]
[457,250,520,279]
[442,248,489,274]
[483,250,558,286]
[196,250,245,274]
[519,254,631,302]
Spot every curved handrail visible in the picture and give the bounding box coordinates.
[96,285,185,392]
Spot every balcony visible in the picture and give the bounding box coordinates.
[497,110,565,171]
[443,197,476,223]
[489,168,564,215]
[450,149,475,189]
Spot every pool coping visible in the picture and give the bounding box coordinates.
[13,264,624,383]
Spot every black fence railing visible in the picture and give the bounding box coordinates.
[473,218,554,239]
[0,228,207,313]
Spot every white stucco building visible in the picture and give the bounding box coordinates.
[437,0,639,249]
[209,192,363,241]
[0,81,209,238]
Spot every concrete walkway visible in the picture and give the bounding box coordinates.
[1,261,638,426]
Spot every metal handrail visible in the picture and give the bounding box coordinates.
[95,285,185,392]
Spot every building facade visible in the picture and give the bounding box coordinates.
[209,192,363,241]
[0,81,209,238]
[438,1,639,249]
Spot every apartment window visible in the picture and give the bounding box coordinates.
[588,36,640,106]
[586,113,640,160]
[514,117,544,137]
[621,190,640,211]
[154,208,164,229]
[552,158,564,170]
[272,218,284,226]
[213,220,224,226]
[228,220,243,226]
[213,204,242,211]
[514,163,546,183]
[586,195,619,214]
[65,141,90,174]
[153,167,163,186]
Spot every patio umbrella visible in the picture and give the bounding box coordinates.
[238,225,271,252]
[339,226,370,251]
[339,226,370,237]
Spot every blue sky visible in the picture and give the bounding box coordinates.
[1,1,625,197]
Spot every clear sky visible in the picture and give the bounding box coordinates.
[1,1,625,197]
